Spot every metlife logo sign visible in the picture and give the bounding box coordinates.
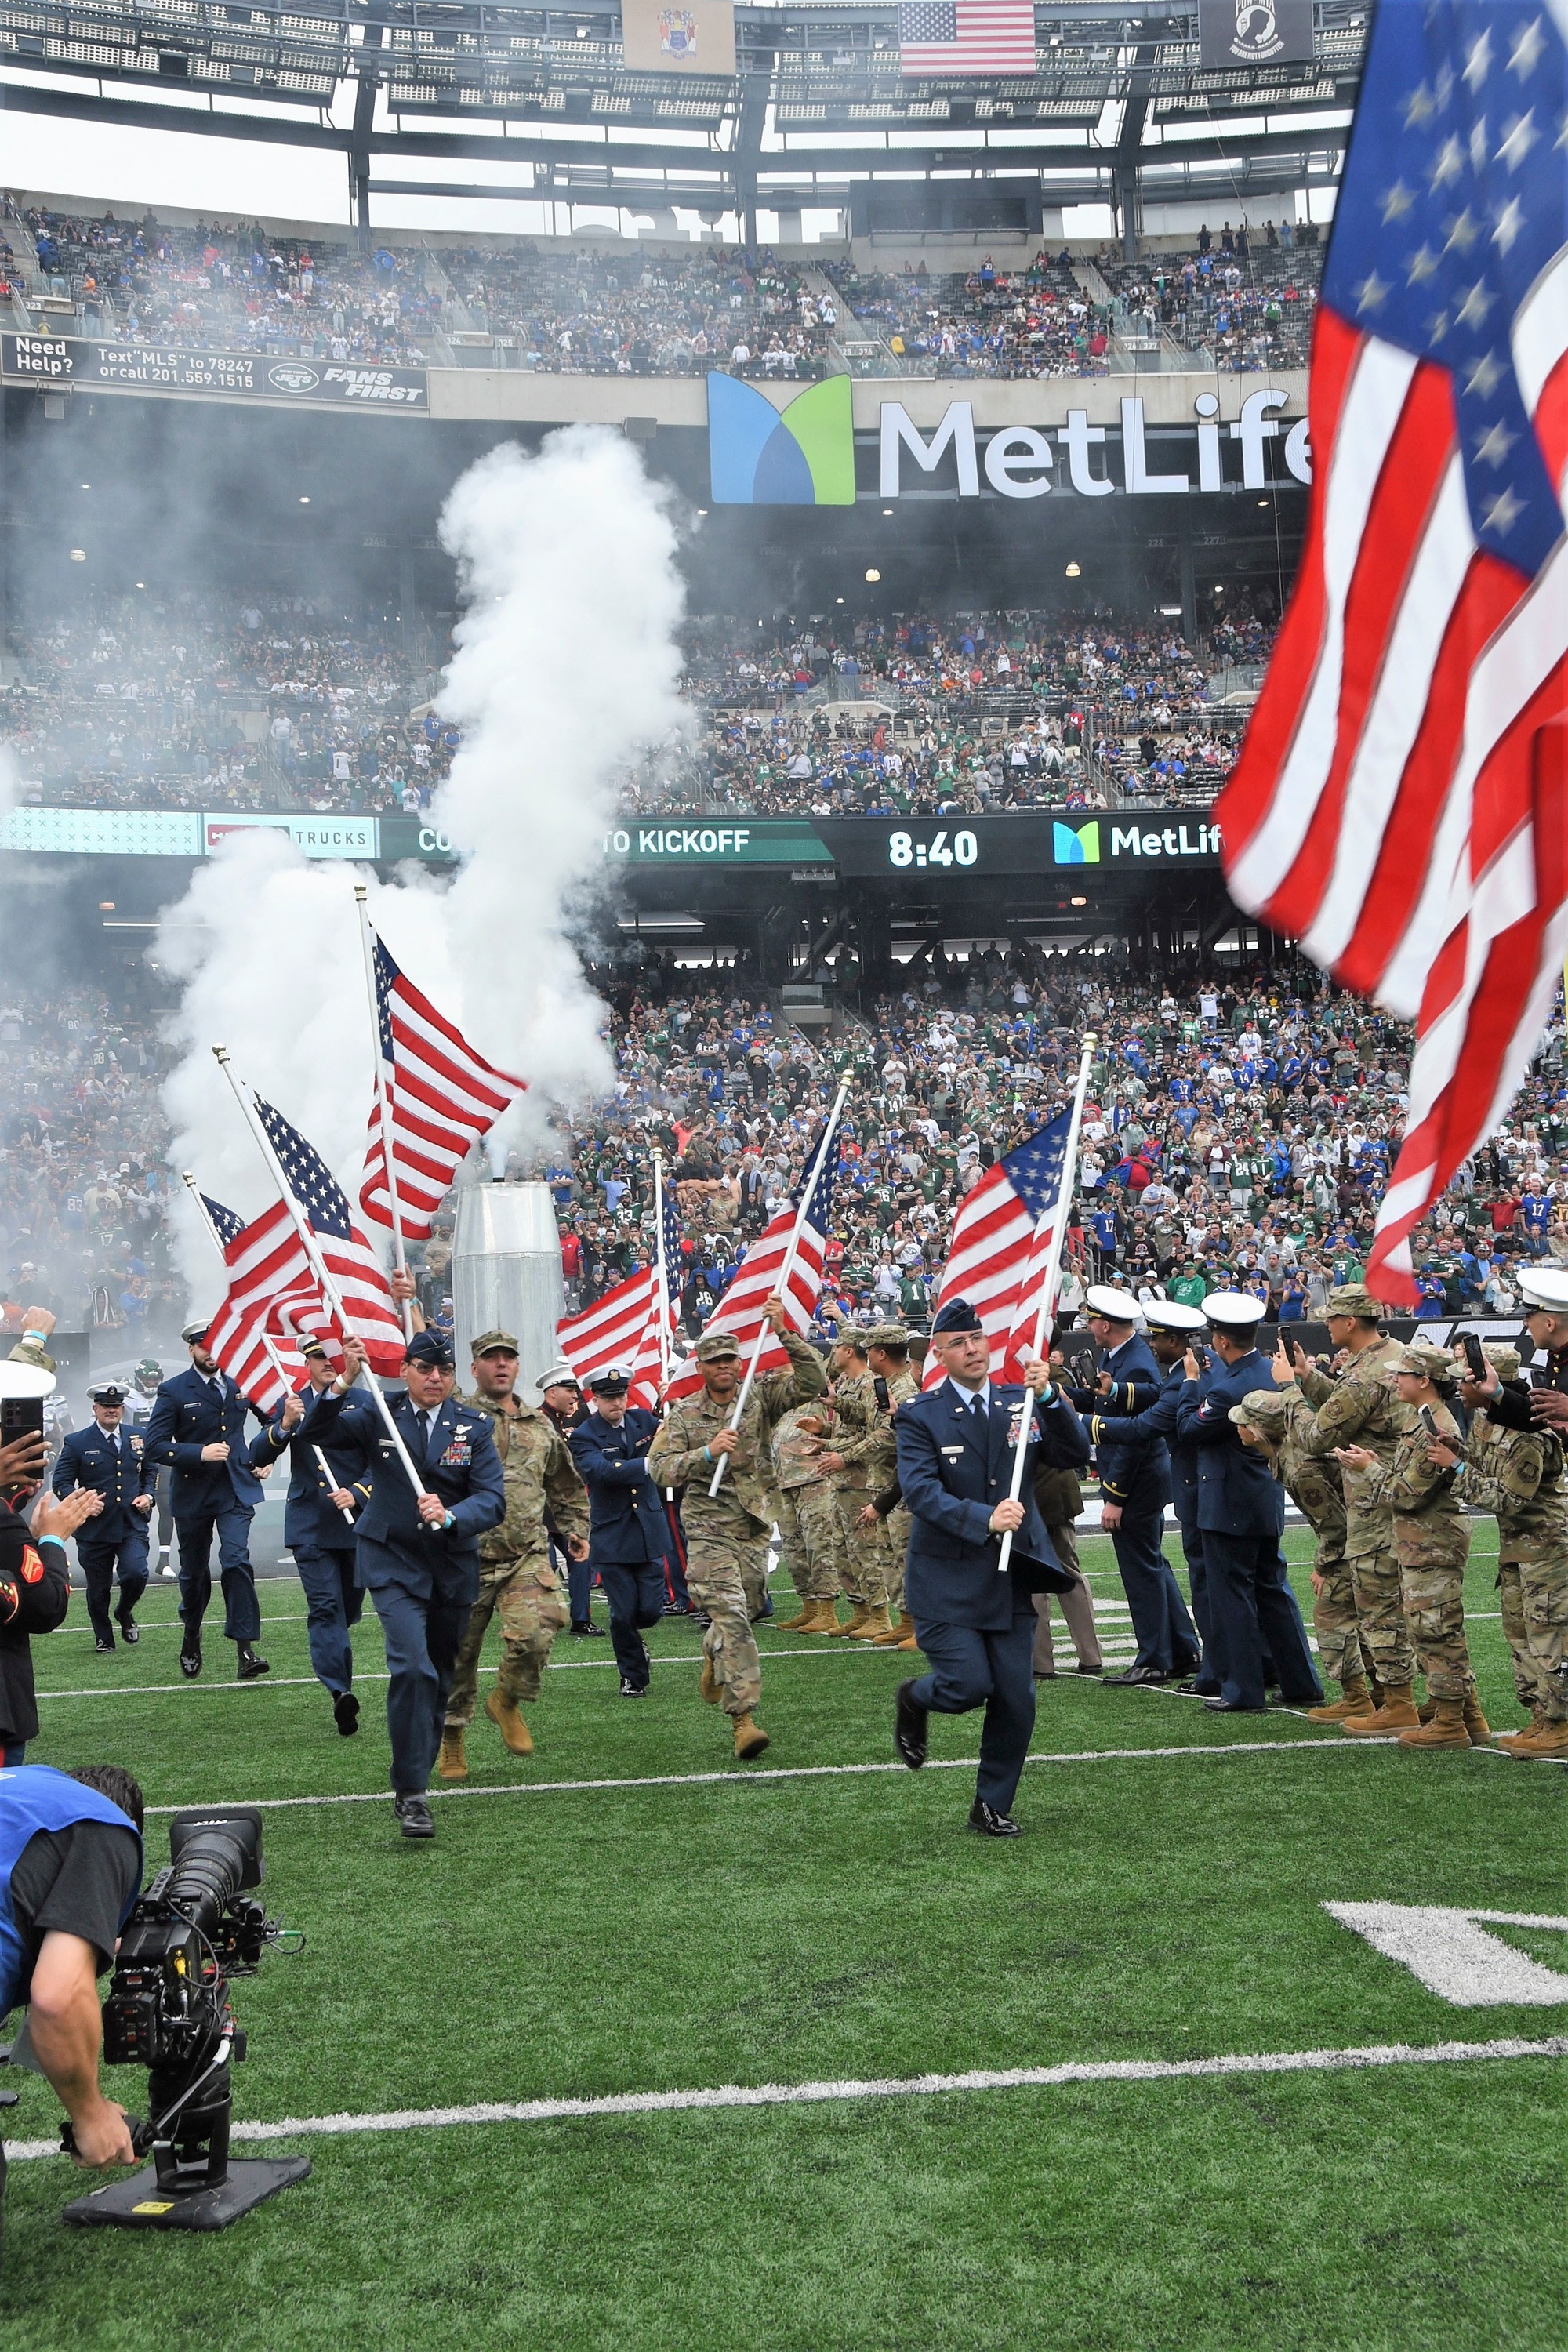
[875,390,1308,502]
[1053,819,1222,866]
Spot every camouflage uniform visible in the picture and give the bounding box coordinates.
[1356,1392,1475,1700]
[870,1367,919,1613]
[1277,1392,1370,1686]
[647,1330,826,1717]
[826,1367,887,1608]
[771,1396,843,1604]
[1283,1333,1416,1686]
[1457,1403,1568,1724]
[444,1393,590,1730]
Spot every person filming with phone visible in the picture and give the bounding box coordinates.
[0,1316,99,1766]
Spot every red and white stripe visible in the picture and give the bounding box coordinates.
[360,961,525,1243]
[922,1166,1056,1386]
[557,1268,670,1411]
[205,1198,407,1399]
[1217,282,1568,1304]
[900,0,1036,74]
[664,1207,828,1400]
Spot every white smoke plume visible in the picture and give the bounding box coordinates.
[156,426,686,1300]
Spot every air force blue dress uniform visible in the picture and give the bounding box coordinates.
[325,1348,505,1800]
[1174,1295,1322,1712]
[568,1387,668,1693]
[143,1344,274,1653]
[1084,1300,1210,1685]
[1066,1303,1200,1681]
[248,1375,365,1708]
[53,1398,153,1647]
[895,1307,1087,1822]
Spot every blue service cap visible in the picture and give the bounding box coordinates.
[405,1330,455,1369]
[931,1297,984,1336]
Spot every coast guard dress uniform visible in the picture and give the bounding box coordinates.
[52,1382,154,1652]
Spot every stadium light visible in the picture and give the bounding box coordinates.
[69,548,86,561]
[299,495,310,504]
[865,568,880,583]
[1065,562,1080,577]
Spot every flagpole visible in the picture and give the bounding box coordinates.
[354,884,412,1341]
[996,1030,1098,1577]
[707,1076,849,1500]
[182,1173,354,1526]
[652,1149,673,1390]
[211,1046,429,1507]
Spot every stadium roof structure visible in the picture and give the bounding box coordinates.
[0,0,1363,234]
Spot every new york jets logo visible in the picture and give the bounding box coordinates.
[268,363,320,394]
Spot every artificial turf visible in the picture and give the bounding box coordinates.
[4,1529,1564,2351]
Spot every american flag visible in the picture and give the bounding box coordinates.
[555,1188,684,1408]
[898,0,1036,77]
[923,1110,1073,1385]
[255,1098,408,1374]
[666,1121,841,1400]
[200,1195,318,1414]
[359,934,525,1243]
[1216,0,1568,1306]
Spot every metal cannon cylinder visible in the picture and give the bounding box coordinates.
[449,1181,564,1388]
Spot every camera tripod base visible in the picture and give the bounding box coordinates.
[64,2155,311,2230]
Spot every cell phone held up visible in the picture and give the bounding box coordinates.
[0,1395,45,1448]
[1418,1404,1443,1442]
[1460,1332,1486,1382]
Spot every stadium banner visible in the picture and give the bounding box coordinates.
[201,812,379,858]
[1,334,428,410]
[1196,0,1313,72]
[621,0,735,74]
[601,819,832,865]
[0,807,203,856]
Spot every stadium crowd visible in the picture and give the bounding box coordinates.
[3,593,1273,821]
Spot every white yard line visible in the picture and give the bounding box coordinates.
[9,2034,1562,2165]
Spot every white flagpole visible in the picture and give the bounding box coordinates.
[354,884,412,1341]
[180,1174,355,1527]
[212,1046,428,1507]
[996,1031,1098,1577]
[707,1076,849,1500]
[652,1149,673,1390]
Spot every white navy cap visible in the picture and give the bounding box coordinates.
[0,1359,56,1401]
[1083,1284,1142,1323]
[1518,1267,1568,1312]
[1203,1290,1269,1331]
[1142,1299,1209,1333]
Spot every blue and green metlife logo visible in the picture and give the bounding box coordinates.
[1054,819,1221,866]
[706,372,855,505]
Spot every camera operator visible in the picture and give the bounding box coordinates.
[1,1335,100,1767]
[0,1762,146,2223]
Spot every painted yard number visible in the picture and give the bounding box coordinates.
[1326,1904,1568,2005]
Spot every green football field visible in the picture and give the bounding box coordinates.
[5,1528,1566,2352]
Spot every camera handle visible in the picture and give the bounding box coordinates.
[59,2035,232,2164]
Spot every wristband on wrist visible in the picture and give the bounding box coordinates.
[703,1444,712,1463]
[21,1329,45,1346]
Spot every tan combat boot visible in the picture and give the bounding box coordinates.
[1502,1712,1568,1758]
[437,1728,468,1781]
[1461,1692,1491,1746]
[778,1599,818,1631]
[1495,1703,1548,1751]
[1397,1693,1471,1748]
[485,1688,534,1755]
[1342,1682,1421,1735]
[829,1602,872,1639]
[797,1599,841,1633]
[871,1610,918,1650]
[699,1653,722,1704]
[732,1712,770,1759]
[848,1606,894,1642]
[1308,1675,1371,1723]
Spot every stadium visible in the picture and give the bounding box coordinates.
[0,2,1565,2345]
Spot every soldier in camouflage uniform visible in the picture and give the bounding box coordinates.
[771,1395,844,1634]
[1436,1343,1568,1758]
[438,1330,590,1779]
[818,1333,891,1639]
[1232,1388,1373,1720]
[647,1296,826,1759]
[859,1325,920,1650]
[1334,1341,1483,1750]
[1272,1285,1420,1732]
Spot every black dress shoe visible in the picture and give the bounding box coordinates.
[236,1643,270,1681]
[1174,1679,1222,1697]
[1203,1696,1267,1713]
[394,1792,435,1839]
[1171,1653,1203,1679]
[117,1617,140,1645]
[619,1677,648,1697]
[333,1690,360,1737]
[180,1636,201,1679]
[1102,1665,1167,1686]
[570,1621,608,1639]
[967,1798,1022,1838]
[1075,1662,1103,1675]
[895,1678,928,1769]
[94,1637,115,1655]
[1033,1670,1057,1681]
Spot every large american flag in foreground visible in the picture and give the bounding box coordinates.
[1216,0,1568,1305]
[359,933,525,1242]
[665,1124,841,1400]
[201,1194,321,1414]
[898,0,1036,75]
[923,1111,1073,1386]
[255,1099,408,1374]
[556,1189,684,1408]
